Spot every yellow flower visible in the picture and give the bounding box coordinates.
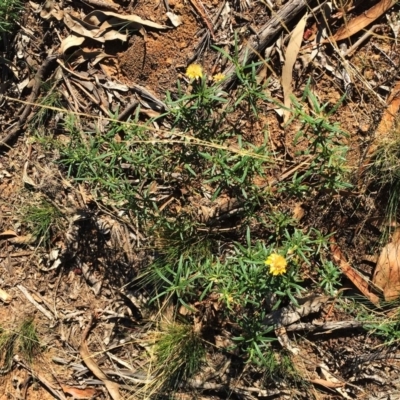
[265,254,287,276]
[213,73,225,82]
[186,64,203,80]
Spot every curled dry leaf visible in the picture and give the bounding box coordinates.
[0,230,18,238]
[367,79,400,157]
[59,384,100,399]
[372,229,400,301]
[63,14,105,43]
[60,35,85,54]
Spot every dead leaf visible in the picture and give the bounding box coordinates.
[9,234,34,244]
[281,13,308,123]
[292,202,304,221]
[0,230,18,238]
[60,384,99,399]
[330,237,380,305]
[332,0,396,42]
[319,363,351,399]
[166,11,183,27]
[60,35,85,54]
[372,229,400,301]
[309,378,344,389]
[84,10,168,30]
[80,317,122,400]
[63,14,105,43]
[0,288,12,304]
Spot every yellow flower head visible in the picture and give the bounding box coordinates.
[265,254,287,276]
[213,73,225,82]
[186,64,203,80]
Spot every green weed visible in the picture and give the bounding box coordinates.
[0,0,21,34]
[22,199,63,245]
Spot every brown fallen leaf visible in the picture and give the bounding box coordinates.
[309,378,344,389]
[0,288,11,304]
[80,315,121,400]
[372,229,400,301]
[332,0,396,42]
[0,230,18,238]
[281,13,308,123]
[330,237,380,305]
[60,384,100,399]
[60,35,85,54]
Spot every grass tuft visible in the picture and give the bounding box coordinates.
[22,199,63,246]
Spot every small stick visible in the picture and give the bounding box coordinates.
[188,0,216,40]
[17,284,55,321]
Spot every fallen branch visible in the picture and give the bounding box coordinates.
[221,0,314,89]
[0,55,57,150]
[286,320,364,333]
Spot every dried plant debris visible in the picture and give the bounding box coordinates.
[3,0,400,398]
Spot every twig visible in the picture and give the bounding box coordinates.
[343,24,385,57]
[16,359,67,400]
[117,99,139,121]
[17,284,55,321]
[0,55,57,150]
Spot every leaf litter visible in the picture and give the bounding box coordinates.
[2,0,400,399]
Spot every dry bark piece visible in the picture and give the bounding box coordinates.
[372,229,400,301]
[263,296,330,327]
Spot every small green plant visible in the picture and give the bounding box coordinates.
[31,83,63,129]
[0,318,41,374]
[281,82,350,195]
[318,260,342,295]
[18,318,41,363]
[0,0,21,34]
[23,199,63,245]
[368,128,400,227]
